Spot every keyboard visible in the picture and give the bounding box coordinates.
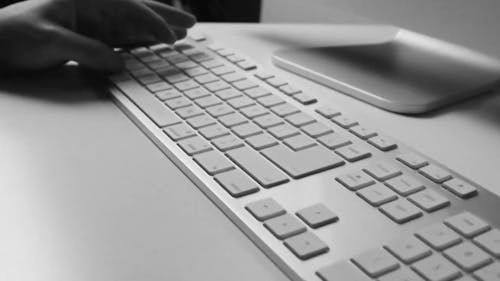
[108,34,500,281]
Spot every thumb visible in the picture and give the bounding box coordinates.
[52,26,124,72]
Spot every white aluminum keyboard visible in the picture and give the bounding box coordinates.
[108,35,500,281]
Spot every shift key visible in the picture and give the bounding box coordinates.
[262,145,345,179]
[226,146,289,188]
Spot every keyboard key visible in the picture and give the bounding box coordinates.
[246,198,286,221]
[397,153,429,169]
[254,114,284,128]
[368,135,398,151]
[174,80,199,91]
[163,123,196,141]
[147,81,172,92]
[218,113,248,127]
[443,241,492,272]
[245,86,271,99]
[232,79,259,91]
[221,72,246,83]
[205,104,234,117]
[331,115,358,128]
[286,112,316,127]
[246,133,278,150]
[271,103,300,117]
[264,213,306,239]
[194,73,219,84]
[164,73,190,84]
[268,124,300,140]
[226,146,289,188]
[227,96,255,109]
[279,84,302,96]
[205,80,231,92]
[350,125,377,140]
[175,60,198,70]
[176,105,204,119]
[336,144,372,162]
[195,96,222,108]
[385,175,425,196]
[283,134,317,151]
[293,93,317,105]
[416,223,462,250]
[385,236,432,264]
[211,65,236,76]
[130,67,153,78]
[379,199,423,224]
[266,77,288,87]
[473,262,500,281]
[352,248,400,278]
[184,66,209,77]
[240,105,268,119]
[318,133,352,149]
[296,203,339,228]
[226,54,245,63]
[317,261,371,281]
[419,164,453,183]
[198,124,229,139]
[411,254,461,281]
[212,135,244,151]
[138,74,162,85]
[214,169,259,197]
[363,162,402,181]
[254,71,274,80]
[302,122,333,138]
[115,80,181,127]
[257,95,285,108]
[178,136,213,155]
[474,229,500,258]
[231,123,262,138]
[445,212,490,238]
[155,89,182,101]
[336,171,376,191]
[443,178,478,199]
[193,151,234,175]
[186,114,216,129]
[284,231,329,260]
[262,145,344,179]
[165,96,192,110]
[237,60,257,71]
[201,59,225,69]
[408,189,450,212]
[378,268,425,281]
[315,106,341,118]
[357,184,398,206]
[214,88,242,100]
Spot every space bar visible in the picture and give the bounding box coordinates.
[226,147,289,188]
[114,79,181,127]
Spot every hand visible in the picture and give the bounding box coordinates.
[0,0,196,73]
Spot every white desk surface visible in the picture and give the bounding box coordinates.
[1,23,499,281]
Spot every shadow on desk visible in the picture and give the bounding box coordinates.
[0,65,108,104]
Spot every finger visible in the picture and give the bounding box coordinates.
[52,26,123,72]
[142,0,196,28]
[129,2,178,44]
[172,27,187,40]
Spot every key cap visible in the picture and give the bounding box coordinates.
[412,255,461,281]
[385,175,425,196]
[368,135,398,151]
[473,262,500,281]
[397,153,429,169]
[271,103,300,117]
[254,114,284,128]
[201,59,225,69]
[165,96,192,110]
[240,105,268,119]
[254,71,275,80]
[155,89,182,101]
[278,84,302,96]
[212,135,244,151]
[194,73,219,84]
[214,88,242,100]
[206,104,234,117]
[184,66,209,77]
[286,112,316,127]
[283,134,317,151]
[232,79,259,91]
[296,203,339,228]
[164,73,190,84]
[237,60,257,71]
[205,80,231,92]
[378,268,426,281]
[352,248,400,278]
[357,184,398,206]
[176,106,204,119]
[227,96,255,109]
[231,123,262,138]
[257,95,285,108]
[336,171,376,190]
[350,125,377,140]
[331,115,358,128]
[178,136,213,155]
[214,169,259,197]
[195,96,222,108]
[302,122,333,138]
[474,229,500,258]
[317,261,372,281]
[443,241,492,272]
[221,72,246,83]
[416,223,462,250]
[146,81,172,92]
[445,212,490,238]
[131,67,154,78]
[211,65,236,76]
[193,150,234,175]
[186,114,216,129]
[385,236,432,264]
[419,164,453,183]
[148,60,171,70]
[293,93,317,105]
[284,231,329,260]
[315,106,341,118]
[264,213,307,240]
[246,198,286,221]
[443,178,478,199]
[261,144,344,179]
[266,77,287,87]
[184,87,211,100]
[218,113,248,127]
[245,86,271,99]
[198,124,229,140]
[408,189,450,212]
[318,133,352,149]
[226,54,245,63]
[175,60,198,70]
[363,162,402,181]
[138,74,162,85]
[379,199,423,224]
[246,133,278,150]
[268,124,300,140]
[226,146,289,187]
[336,144,372,162]
[163,123,196,141]
[115,80,181,127]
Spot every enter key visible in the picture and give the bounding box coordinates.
[262,144,345,179]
